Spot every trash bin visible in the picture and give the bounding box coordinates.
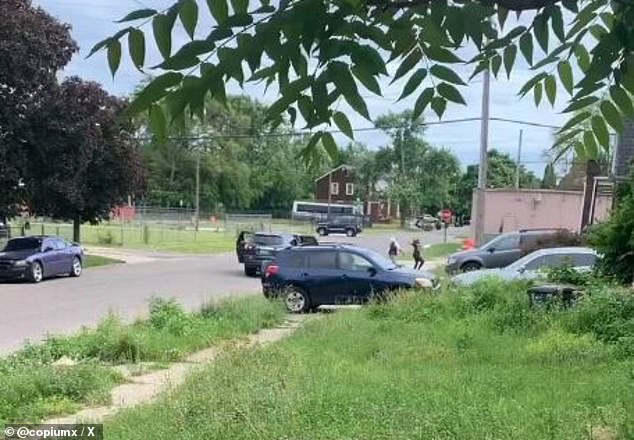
[527,284,584,309]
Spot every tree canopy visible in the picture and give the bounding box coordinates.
[95,0,634,162]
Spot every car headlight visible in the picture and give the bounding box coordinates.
[415,278,433,288]
[13,260,28,267]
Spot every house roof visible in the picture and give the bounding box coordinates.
[314,164,354,182]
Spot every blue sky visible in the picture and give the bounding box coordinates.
[36,0,571,175]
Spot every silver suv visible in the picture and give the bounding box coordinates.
[446,229,567,273]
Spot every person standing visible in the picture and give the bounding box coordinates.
[388,237,401,264]
[412,238,424,270]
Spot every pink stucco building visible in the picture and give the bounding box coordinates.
[471,189,613,237]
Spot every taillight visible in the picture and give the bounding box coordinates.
[265,265,279,278]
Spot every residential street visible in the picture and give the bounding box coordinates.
[0,227,467,353]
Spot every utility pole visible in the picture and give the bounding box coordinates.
[475,68,491,247]
[194,151,200,232]
[327,170,332,219]
[515,129,524,190]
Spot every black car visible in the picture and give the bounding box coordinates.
[316,216,362,237]
[239,232,318,277]
[262,244,438,313]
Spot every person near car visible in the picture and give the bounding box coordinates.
[388,237,401,264]
[412,238,424,270]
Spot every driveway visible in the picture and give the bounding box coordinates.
[0,227,467,353]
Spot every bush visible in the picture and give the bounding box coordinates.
[148,297,192,336]
[545,263,595,287]
[97,230,114,245]
[520,230,585,257]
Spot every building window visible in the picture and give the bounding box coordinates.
[330,182,339,195]
[346,183,354,196]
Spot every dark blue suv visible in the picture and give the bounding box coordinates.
[262,244,438,313]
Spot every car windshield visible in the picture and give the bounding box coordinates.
[3,237,42,252]
[254,235,284,246]
[361,248,397,270]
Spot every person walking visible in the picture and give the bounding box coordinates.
[388,237,401,264]
[412,238,424,270]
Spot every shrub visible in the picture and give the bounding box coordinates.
[148,297,192,336]
[545,263,595,287]
[520,230,585,257]
[97,230,114,245]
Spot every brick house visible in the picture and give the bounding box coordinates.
[314,164,356,203]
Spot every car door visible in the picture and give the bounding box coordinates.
[302,250,343,305]
[54,239,73,273]
[40,238,61,275]
[483,234,522,268]
[518,254,550,281]
[338,251,378,303]
[236,231,253,263]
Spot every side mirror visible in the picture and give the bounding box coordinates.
[367,267,377,277]
[43,246,54,253]
[518,266,526,274]
[487,247,495,253]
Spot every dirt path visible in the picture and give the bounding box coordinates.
[46,314,311,425]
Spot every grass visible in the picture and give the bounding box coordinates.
[0,296,286,425]
[424,241,461,259]
[104,281,634,440]
[83,255,124,268]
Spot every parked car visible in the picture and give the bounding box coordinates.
[261,244,439,313]
[445,228,569,273]
[414,214,442,231]
[0,236,84,283]
[316,216,362,237]
[451,247,597,287]
[240,232,318,277]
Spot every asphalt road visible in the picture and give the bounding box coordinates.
[0,227,467,353]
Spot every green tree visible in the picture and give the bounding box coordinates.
[96,0,634,162]
[541,163,557,189]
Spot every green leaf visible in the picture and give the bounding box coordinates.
[545,75,557,106]
[179,0,198,39]
[591,115,610,150]
[430,65,465,85]
[351,65,382,96]
[437,82,466,105]
[553,128,582,149]
[330,62,370,120]
[333,111,354,139]
[503,44,517,79]
[305,132,323,156]
[533,13,549,53]
[534,82,543,106]
[207,26,233,42]
[425,45,463,63]
[231,0,249,14]
[87,38,111,58]
[224,14,253,27]
[149,104,168,143]
[129,72,183,114]
[574,45,591,71]
[350,45,387,75]
[399,68,427,100]
[519,72,547,97]
[207,0,229,24]
[412,87,434,120]
[557,61,574,95]
[558,111,591,133]
[391,49,422,84]
[519,32,533,65]
[583,130,598,159]
[491,55,502,78]
[550,6,565,42]
[128,29,145,71]
[600,101,624,133]
[562,0,578,12]
[562,96,599,113]
[321,132,339,161]
[609,85,634,117]
[497,6,509,30]
[431,96,447,119]
[287,107,297,126]
[107,40,122,77]
[155,51,200,70]
[153,14,174,59]
[116,8,157,22]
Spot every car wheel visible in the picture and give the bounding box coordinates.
[461,261,482,272]
[70,257,82,277]
[30,261,43,283]
[317,228,328,236]
[284,287,310,313]
[345,228,356,237]
[244,265,258,277]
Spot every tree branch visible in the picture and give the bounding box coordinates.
[367,0,559,11]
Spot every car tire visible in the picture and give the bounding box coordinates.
[317,228,328,236]
[244,265,258,277]
[345,228,356,237]
[284,287,311,314]
[30,261,43,283]
[461,261,482,272]
[69,257,82,277]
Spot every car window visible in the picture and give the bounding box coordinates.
[282,252,306,268]
[254,235,283,246]
[3,237,42,251]
[308,251,338,269]
[54,239,67,250]
[547,253,596,268]
[524,255,549,271]
[488,234,519,251]
[339,252,374,272]
[299,236,318,246]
